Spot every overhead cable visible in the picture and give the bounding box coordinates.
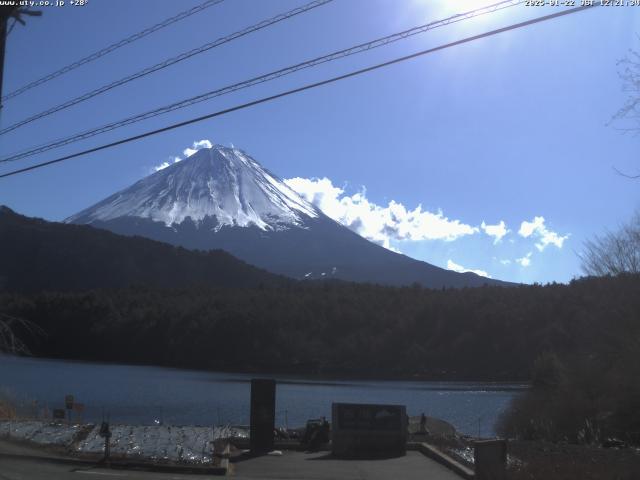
[0,0,522,163]
[1,0,226,102]
[0,4,597,180]
[0,0,333,136]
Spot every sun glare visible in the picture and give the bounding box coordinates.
[413,0,492,16]
[411,0,521,32]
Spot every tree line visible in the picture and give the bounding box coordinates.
[2,274,638,384]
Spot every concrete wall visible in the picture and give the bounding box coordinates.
[331,403,407,458]
[474,439,507,480]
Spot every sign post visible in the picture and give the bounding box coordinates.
[99,420,112,464]
[64,395,74,424]
[73,403,85,424]
[53,409,66,421]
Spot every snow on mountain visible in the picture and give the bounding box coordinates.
[67,145,319,231]
[67,143,510,288]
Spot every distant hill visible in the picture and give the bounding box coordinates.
[0,206,287,292]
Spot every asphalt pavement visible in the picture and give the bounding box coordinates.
[0,438,465,480]
[0,457,205,480]
[229,450,463,480]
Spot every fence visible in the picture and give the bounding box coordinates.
[0,389,297,431]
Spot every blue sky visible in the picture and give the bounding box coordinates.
[1,0,639,284]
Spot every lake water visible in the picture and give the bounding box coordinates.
[0,355,526,436]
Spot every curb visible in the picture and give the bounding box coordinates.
[408,442,475,479]
[0,452,95,467]
[0,451,228,476]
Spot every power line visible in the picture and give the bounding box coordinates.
[0,0,334,136]
[0,4,597,180]
[1,0,226,103]
[0,0,523,164]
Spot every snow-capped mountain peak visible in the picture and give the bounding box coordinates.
[66,145,319,231]
[67,143,509,288]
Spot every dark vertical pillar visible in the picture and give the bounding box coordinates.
[475,439,507,480]
[249,378,276,454]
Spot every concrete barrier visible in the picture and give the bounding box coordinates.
[408,442,474,479]
[249,379,276,454]
[331,403,407,458]
[474,439,506,480]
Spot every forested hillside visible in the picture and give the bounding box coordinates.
[0,206,287,291]
[2,274,638,380]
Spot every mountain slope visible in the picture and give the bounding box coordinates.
[67,146,318,230]
[0,206,288,292]
[68,145,508,288]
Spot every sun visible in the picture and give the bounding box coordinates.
[445,0,488,13]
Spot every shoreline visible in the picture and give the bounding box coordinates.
[0,353,532,386]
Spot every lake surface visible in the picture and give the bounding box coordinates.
[0,355,526,436]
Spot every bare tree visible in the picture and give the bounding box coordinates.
[0,313,41,355]
[612,46,640,132]
[610,45,640,178]
[580,211,640,276]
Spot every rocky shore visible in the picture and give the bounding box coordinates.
[0,420,247,464]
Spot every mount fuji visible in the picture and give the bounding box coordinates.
[67,145,506,288]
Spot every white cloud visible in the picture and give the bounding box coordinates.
[153,156,182,172]
[183,139,213,158]
[516,252,532,267]
[518,216,569,252]
[154,162,170,172]
[285,177,478,250]
[499,259,511,265]
[153,139,214,172]
[447,259,491,278]
[481,220,509,244]
[518,217,543,238]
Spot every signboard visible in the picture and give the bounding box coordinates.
[65,395,74,410]
[53,409,66,420]
[337,404,403,431]
[249,378,276,453]
[332,403,407,458]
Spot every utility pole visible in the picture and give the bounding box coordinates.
[0,6,42,111]
[0,7,16,109]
